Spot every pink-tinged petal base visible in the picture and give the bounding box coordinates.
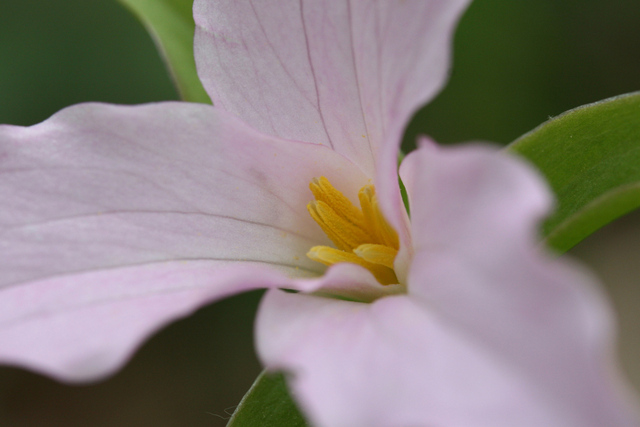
[256,144,639,427]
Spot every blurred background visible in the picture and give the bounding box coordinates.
[0,0,639,425]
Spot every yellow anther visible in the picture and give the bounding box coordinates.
[306,176,401,286]
[309,177,364,225]
[307,246,398,286]
[307,201,373,251]
[358,185,399,249]
[353,244,398,269]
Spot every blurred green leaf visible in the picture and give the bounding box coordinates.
[228,371,308,427]
[508,92,640,252]
[116,0,210,103]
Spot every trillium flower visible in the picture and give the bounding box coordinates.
[0,0,637,426]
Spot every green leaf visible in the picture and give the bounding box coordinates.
[507,92,640,252]
[117,0,210,103]
[228,371,309,427]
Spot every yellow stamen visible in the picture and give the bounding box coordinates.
[310,177,365,225]
[353,244,398,269]
[307,201,373,251]
[358,185,399,250]
[306,176,400,286]
[307,246,398,286]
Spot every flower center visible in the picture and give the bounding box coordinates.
[306,177,399,285]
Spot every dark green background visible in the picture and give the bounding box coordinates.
[1,0,639,425]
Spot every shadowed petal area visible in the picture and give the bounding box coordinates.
[0,102,370,380]
[193,0,470,176]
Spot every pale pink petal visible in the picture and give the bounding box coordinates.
[399,139,551,277]
[299,263,404,303]
[0,102,371,287]
[257,289,638,427]
[0,102,370,380]
[0,261,293,382]
[393,141,637,424]
[194,0,470,176]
